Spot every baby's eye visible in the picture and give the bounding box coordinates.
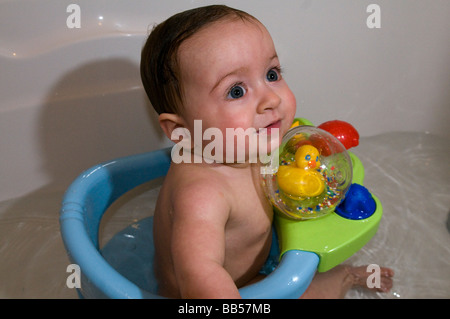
[227,84,246,99]
[266,68,280,82]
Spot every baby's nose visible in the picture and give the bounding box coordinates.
[257,86,281,113]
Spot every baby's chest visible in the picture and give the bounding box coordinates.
[228,207,272,250]
[230,191,273,236]
[225,171,273,233]
[229,181,265,212]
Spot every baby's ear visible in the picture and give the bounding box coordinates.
[158,113,188,144]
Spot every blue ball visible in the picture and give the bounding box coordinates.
[335,183,376,220]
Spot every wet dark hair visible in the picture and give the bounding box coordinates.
[140,5,257,115]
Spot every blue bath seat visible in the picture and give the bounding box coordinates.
[60,147,319,299]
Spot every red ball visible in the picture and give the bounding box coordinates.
[317,120,359,150]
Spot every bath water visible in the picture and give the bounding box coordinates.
[0,132,449,298]
[101,132,450,299]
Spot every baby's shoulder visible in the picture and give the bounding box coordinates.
[167,164,232,213]
[172,163,227,188]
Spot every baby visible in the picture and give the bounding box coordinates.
[140,5,393,298]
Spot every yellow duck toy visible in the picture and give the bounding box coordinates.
[277,145,326,198]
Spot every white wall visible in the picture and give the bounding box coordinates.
[1,0,449,201]
[242,0,450,138]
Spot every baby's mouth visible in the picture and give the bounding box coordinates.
[259,120,281,135]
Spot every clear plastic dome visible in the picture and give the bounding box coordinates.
[261,125,353,220]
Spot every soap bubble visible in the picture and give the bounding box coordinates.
[262,125,353,220]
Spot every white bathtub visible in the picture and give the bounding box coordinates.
[0,0,175,202]
[0,0,449,298]
[1,0,449,202]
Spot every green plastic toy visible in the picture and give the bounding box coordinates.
[265,118,382,272]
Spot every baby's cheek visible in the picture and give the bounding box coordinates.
[285,90,297,116]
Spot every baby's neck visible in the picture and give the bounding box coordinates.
[175,147,261,170]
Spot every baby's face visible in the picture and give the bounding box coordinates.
[177,18,296,161]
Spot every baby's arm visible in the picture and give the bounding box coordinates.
[170,180,241,298]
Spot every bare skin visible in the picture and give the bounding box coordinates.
[301,265,395,299]
[154,158,275,298]
[154,18,296,299]
[151,17,394,298]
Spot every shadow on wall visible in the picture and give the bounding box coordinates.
[39,57,166,189]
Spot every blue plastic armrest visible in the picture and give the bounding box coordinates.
[239,250,319,299]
